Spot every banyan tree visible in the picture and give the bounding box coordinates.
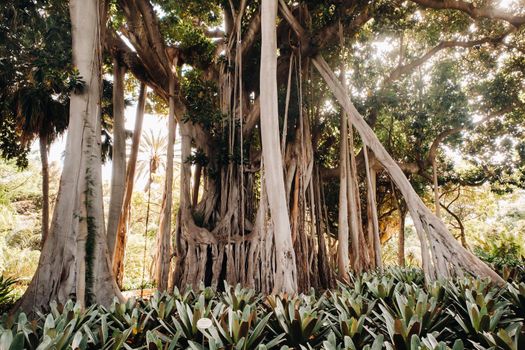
[19,0,524,311]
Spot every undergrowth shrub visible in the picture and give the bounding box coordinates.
[0,276,15,313]
[0,269,524,349]
[474,233,525,283]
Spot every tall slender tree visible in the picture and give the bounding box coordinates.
[112,83,147,286]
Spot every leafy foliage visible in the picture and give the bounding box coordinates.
[1,271,524,349]
[475,232,525,282]
[181,70,223,131]
[0,276,16,313]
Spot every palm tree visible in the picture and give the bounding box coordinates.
[15,85,68,245]
[137,128,168,192]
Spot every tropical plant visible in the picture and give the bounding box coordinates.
[266,294,328,348]
[328,288,375,347]
[1,270,525,349]
[375,283,452,348]
[506,283,525,320]
[0,276,15,312]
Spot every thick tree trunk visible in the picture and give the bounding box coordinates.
[393,186,407,267]
[112,83,147,286]
[312,55,504,285]
[107,58,127,257]
[39,133,49,246]
[337,50,350,281]
[260,0,297,293]
[18,0,122,312]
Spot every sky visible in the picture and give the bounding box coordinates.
[39,101,174,186]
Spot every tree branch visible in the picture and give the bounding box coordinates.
[410,0,525,28]
[105,28,169,100]
[427,106,512,163]
[384,31,512,86]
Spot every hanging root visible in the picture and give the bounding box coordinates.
[312,54,505,285]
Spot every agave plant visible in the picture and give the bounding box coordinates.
[168,293,221,345]
[221,283,259,311]
[452,288,509,334]
[201,304,284,349]
[0,312,38,350]
[0,276,16,312]
[403,334,465,350]
[445,278,512,348]
[322,331,385,350]
[365,275,396,302]
[480,323,525,350]
[105,297,157,347]
[505,282,525,320]
[387,267,425,285]
[143,329,180,350]
[266,294,329,348]
[0,300,120,350]
[328,289,375,347]
[375,286,451,349]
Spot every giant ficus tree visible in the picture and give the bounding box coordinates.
[14,0,525,310]
[107,0,523,292]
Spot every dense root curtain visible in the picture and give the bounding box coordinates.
[312,55,504,285]
[18,0,122,312]
[275,0,502,284]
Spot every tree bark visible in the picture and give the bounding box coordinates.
[392,184,407,267]
[18,0,122,312]
[112,82,147,286]
[337,45,350,281]
[432,156,441,218]
[154,74,177,292]
[260,0,297,293]
[337,110,350,281]
[364,148,382,270]
[398,209,406,267]
[39,133,49,246]
[192,164,202,207]
[107,58,127,257]
[347,126,370,272]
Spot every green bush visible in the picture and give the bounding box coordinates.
[0,270,524,349]
[474,233,525,283]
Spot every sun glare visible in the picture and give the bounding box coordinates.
[498,0,518,9]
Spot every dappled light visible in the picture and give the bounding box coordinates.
[0,0,524,348]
